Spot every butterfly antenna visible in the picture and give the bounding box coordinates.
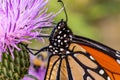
[58,0,68,23]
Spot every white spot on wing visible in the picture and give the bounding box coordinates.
[74,54,77,57]
[89,56,95,61]
[107,77,111,80]
[99,69,104,75]
[87,76,92,80]
[116,51,120,54]
[116,51,120,57]
[116,59,120,64]
[116,54,120,57]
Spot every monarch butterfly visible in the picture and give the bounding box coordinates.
[26,0,120,80]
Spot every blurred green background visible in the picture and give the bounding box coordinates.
[31,0,120,51]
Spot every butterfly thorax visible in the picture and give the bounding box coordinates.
[48,20,73,54]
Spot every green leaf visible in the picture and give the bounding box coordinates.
[0,44,30,80]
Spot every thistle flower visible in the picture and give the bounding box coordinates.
[0,0,57,55]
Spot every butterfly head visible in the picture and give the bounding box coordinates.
[48,19,73,54]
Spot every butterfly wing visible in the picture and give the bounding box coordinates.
[44,51,110,80]
[72,35,120,80]
[68,52,109,80]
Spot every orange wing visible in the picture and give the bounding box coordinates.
[80,45,120,80]
[73,35,120,80]
[44,50,110,80]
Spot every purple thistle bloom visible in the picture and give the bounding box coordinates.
[22,54,47,80]
[22,65,46,80]
[0,0,58,55]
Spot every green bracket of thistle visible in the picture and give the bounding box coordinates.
[0,44,30,80]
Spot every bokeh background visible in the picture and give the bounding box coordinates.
[51,0,120,50]
[27,0,120,79]
[31,0,120,52]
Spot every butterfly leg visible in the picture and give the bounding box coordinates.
[26,46,49,55]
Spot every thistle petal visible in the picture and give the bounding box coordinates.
[0,0,56,55]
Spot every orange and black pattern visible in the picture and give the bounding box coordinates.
[38,19,120,80]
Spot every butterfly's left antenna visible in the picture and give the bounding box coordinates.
[58,0,68,23]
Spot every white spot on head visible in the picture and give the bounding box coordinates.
[60,37,63,39]
[107,77,111,80]
[64,40,67,43]
[60,48,64,51]
[59,52,62,54]
[99,69,104,75]
[59,31,62,34]
[55,50,58,53]
[58,26,60,29]
[54,43,57,46]
[66,51,70,54]
[49,45,52,48]
[55,47,58,49]
[58,40,61,43]
[55,39,57,41]
[70,38,72,40]
[63,28,65,30]
[67,30,70,32]
[61,42,63,45]
[64,34,66,37]
[58,45,60,47]
[59,23,61,26]
[50,49,53,51]
[66,45,69,47]
[61,55,65,58]
[53,52,56,54]
[116,59,120,64]
[89,56,95,61]
[57,36,60,38]
[69,35,72,38]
